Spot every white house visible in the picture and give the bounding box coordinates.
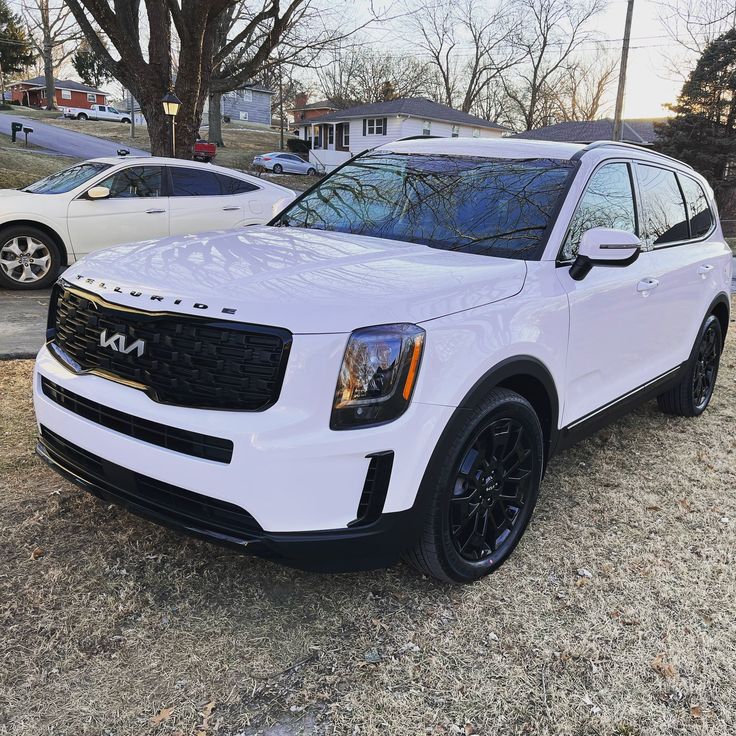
[294,97,510,171]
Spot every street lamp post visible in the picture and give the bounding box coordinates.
[161,90,182,157]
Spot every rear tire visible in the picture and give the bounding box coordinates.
[121,117,131,124]
[405,388,544,583]
[657,314,722,417]
[307,167,316,176]
[272,163,283,174]
[77,113,88,121]
[0,226,61,290]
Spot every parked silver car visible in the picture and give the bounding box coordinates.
[253,152,318,175]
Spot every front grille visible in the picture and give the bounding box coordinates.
[41,377,233,463]
[48,284,291,411]
[39,426,262,540]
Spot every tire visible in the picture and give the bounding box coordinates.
[77,113,88,121]
[272,163,283,174]
[307,167,316,176]
[657,314,722,417]
[405,388,544,583]
[0,226,62,290]
[121,117,131,124]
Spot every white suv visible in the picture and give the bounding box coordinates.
[33,138,732,583]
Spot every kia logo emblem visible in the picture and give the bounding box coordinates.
[99,329,146,358]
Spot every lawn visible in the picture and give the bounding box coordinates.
[0,134,79,189]
[0,300,734,735]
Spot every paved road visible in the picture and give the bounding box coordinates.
[0,114,148,159]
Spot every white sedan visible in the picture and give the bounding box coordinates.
[0,155,296,290]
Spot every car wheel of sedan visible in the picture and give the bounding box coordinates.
[77,113,88,121]
[121,117,131,124]
[272,163,283,174]
[0,226,61,290]
[657,314,722,417]
[307,167,316,176]
[406,388,544,583]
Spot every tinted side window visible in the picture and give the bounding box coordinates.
[99,166,163,198]
[563,162,636,260]
[638,165,688,245]
[170,168,223,196]
[679,175,713,239]
[219,174,259,194]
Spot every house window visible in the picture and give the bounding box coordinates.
[241,89,253,102]
[423,120,431,136]
[41,89,46,98]
[364,117,385,135]
[451,125,459,138]
[472,128,480,138]
[328,126,334,145]
[239,111,249,121]
[87,93,96,102]
[61,89,72,100]
[343,124,350,147]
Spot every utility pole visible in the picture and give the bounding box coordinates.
[613,0,635,141]
[278,56,285,151]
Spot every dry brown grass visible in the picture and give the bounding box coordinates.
[0,134,79,189]
[1,307,735,736]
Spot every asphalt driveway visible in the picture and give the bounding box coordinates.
[0,114,148,158]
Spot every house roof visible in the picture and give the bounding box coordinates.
[12,76,107,95]
[243,83,274,95]
[292,99,339,111]
[512,118,666,146]
[300,97,509,131]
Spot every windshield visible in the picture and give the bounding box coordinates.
[23,162,112,194]
[275,153,575,260]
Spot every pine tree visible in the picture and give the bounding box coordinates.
[655,29,736,201]
[72,46,112,90]
[0,0,35,105]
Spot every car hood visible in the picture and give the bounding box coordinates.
[62,226,527,334]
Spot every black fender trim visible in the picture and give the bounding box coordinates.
[707,291,731,343]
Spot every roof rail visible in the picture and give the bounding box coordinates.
[573,140,693,169]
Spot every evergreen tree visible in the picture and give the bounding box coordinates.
[0,0,35,104]
[655,29,736,201]
[72,47,112,89]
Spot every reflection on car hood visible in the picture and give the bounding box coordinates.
[62,226,527,334]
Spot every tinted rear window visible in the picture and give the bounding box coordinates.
[679,175,713,239]
[275,153,575,260]
[219,174,259,194]
[170,168,222,196]
[638,165,689,245]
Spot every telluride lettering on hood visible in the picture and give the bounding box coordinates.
[34,138,732,583]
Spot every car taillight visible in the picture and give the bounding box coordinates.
[263,157,271,161]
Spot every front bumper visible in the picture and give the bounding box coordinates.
[33,343,453,570]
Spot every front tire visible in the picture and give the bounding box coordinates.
[307,167,316,176]
[121,117,131,124]
[77,113,88,121]
[657,314,722,417]
[0,226,61,290]
[405,388,544,583]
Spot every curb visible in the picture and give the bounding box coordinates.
[0,352,37,361]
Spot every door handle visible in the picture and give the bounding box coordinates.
[146,208,166,214]
[698,264,714,277]
[222,206,241,211]
[637,277,659,295]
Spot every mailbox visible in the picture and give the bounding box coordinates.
[10,121,23,143]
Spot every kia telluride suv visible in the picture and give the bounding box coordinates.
[33,138,732,583]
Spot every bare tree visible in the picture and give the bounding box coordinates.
[552,54,617,121]
[404,0,522,113]
[658,0,736,55]
[316,44,432,106]
[63,0,318,158]
[23,0,81,109]
[500,0,604,130]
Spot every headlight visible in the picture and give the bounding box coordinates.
[331,323,425,430]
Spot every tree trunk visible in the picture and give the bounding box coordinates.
[208,92,224,147]
[43,40,55,110]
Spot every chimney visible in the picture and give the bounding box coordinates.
[294,92,308,109]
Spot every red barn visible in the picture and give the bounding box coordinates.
[10,77,108,109]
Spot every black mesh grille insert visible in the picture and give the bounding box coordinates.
[41,377,233,463]
[49,284,292,411]
[39,425,262,540]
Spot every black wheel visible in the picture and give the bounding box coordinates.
[405,388,544,583]
[121,117,131,124]
[77,112,88,121]
[307,167,316,176]
[657,314,722,417]
[272,163,283,174]
[0,226,61,290]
